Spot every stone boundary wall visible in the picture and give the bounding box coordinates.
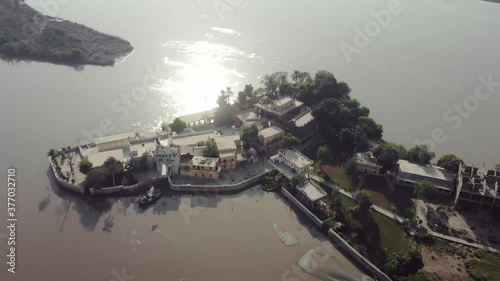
[48,157,85,194]
[168,171,271,192]
[281,187,324,227]
[328,229,392,281]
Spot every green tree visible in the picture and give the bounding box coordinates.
[357,116,383,139]
[214,87,235,126]
[496,162,500,171]
[139,152,150,171]
[282,133,300,148]
[317,145,331,163]
[78,159,93,174]
[103,157,122,187]
[353,126,368,150]
[240,123,259,143]
[169,117,187,134]
[385,249,423,276]
[339,128,354,144]
[292,70,301,85]
[203,139,219,158]
[373,143,405,170]
[437,154,464,173]
[355,190,373,214]
[407,145,435,165]
[291,175,306,187]
[237,90,247,106]
[84,169,106,189]
[415,180,437,198]
[47,149,56,158]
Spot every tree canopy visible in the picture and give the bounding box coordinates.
[415,180,437,198]
[407,145,435,165]
[436,154,463,173]
[169,117,187,134]
[240,123,259,143]
[317,145,331,163]
[203,139,219,158]
[373,142,406,169]
[84,169,106,189]
[214,87,236,126]
[355,190,373,214]
[78,159,93,174]
[281,133,300,148]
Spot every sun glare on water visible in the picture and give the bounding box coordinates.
[158,30,256,116]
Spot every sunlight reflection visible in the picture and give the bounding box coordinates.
[159,39,255,115]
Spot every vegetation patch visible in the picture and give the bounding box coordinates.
[467,249,500,281]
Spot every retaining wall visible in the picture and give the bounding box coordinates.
[168,171,271,192]
[48,157,85,194]
[281,187,324,227]
[328,229,392,281]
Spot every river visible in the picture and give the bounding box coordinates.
[0,0,499,280]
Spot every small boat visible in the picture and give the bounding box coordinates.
[138,186,162,206]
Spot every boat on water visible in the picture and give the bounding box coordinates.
[138,186,162,207]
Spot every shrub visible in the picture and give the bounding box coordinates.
[79,159,93,174]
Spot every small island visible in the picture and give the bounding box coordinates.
[0,0,133,66]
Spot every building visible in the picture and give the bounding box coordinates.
[269,147,314,179]
[180,155,221,179]
[353,151,383,176]
[155,138,180,175]
[213,135,247,170]
[235,109,264,129]
[296,180,327,207]
[258,125,285,151]
[395,160,455,195]
[455,163,500,210]
[254,96,304,125]
[286,110,317,142]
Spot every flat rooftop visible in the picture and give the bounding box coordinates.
[192,156,218,168]
[274,96,293,106]
[297,181,327,202]
[129,140,157,158]
[214,136,237,151]
[279,148,314,169]
[95,131,136,145]
[87,149,124,168]
[398,160,453,182]
[259,125,283,139]
[292,111,314,127]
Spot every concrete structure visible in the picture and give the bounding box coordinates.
[254,96,304,125]
[258,125,285,151]
[180,155,221,179]
[246,147,259,163]
[286,110,317,142]
[235,109,264,129]
[178,108,216,127]
[455,163,500,210]
[395,160,454,195]
[296,180,327,207]
[353,151,383,176]
[95,131,137,152]
[155,138,181,175]
[213,135,247,170]
[269,147,313,179]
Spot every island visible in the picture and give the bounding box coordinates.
[47,69,500,281]
[0,0,133,66]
